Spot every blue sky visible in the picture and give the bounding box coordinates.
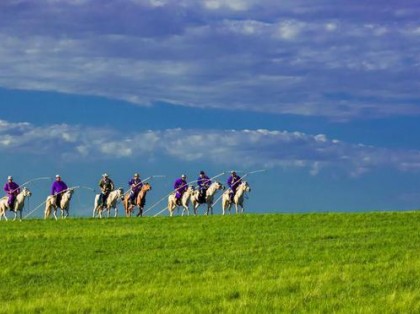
[1,0,420,217]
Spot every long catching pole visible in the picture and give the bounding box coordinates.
[212,169,266,208]
[150,171,228,217]
[19,176,52,189]
[123,175,166,196]
[143,176,198,216]
[24,185,82,219]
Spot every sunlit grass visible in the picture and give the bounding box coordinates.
[1,212,419,313]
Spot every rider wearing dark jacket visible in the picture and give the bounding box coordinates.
[98,173,114,205]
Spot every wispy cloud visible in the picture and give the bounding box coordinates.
[0,1,419,120]
[2,119,420,176]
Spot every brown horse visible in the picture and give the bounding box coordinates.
[123,183,152,217]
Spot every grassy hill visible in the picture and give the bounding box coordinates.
[1,212,419,313]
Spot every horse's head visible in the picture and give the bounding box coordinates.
[241,181,251,192]
[117,187,124,200]
[65,188,75,199]
[22,187,32,197]
[186,186,195,195]
[215,181,225,190]
[143,183,152,191]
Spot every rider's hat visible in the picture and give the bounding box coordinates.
[200,170,205,175]
[231,170,237,175]
[181,174,186,178]
[7,176,12,180]
[134,173,139,177]
[56,174,61,178]
[102,173,108,177]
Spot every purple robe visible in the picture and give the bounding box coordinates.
[128,178,143,201]
[174,178,188,199]
[197,175,211,190]
[4,181,20,207]
[227,175,241,192]
[51,180,68,195]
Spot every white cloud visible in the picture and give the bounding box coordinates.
[275,20,304,40]
[1,119,420,176]
[203,0,255,11]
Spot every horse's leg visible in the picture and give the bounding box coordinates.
[1,208,7,221]
[137,206,143,217]
[53,208,58,221]
[44,205,49,219]
[125,204,130,217]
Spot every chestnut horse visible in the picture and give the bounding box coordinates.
[123,183,152,217]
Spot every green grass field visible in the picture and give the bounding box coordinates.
[1,212,419,313]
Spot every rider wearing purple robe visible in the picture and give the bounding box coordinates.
[128,173,143,204]
[197,171,211,202]
[51,174,68,207]
[227,171,241,201]
[174,174,188,205]
[3,176,20,210]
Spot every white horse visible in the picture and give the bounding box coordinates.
[191,181,225,215]
[93,188,124,218]
[0,187,32,221]
[167,186,194,217]
[44,188,74,220]
[221,181,251,215]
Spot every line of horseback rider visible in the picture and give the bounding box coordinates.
[173,170,242,206]
[3,169,243,211]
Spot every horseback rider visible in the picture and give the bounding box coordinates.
[197,170,211,203]
[98,173,115,206]
[174,174,188,206]
[227,171,242,202]
[128,173,143,205]
[3,176,20,210]
[51,174,68,208]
